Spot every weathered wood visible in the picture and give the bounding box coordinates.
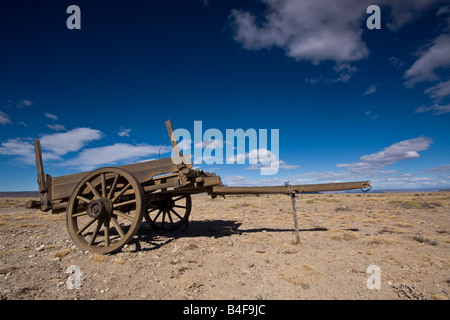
[165,120,180,156]
[293,181,370,193]
[142,176,180,193]
[202,175,221,187]
[34,140,46,193]
[34,140,51,211]
[291,194,300,244]
[211,181,370,195]
[51,157,181,201]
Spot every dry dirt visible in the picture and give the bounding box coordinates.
[0,192,449,300]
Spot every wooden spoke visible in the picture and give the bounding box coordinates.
[144,194,192,231]
[113,199,136,208]
[161,211,166,228]
[167,210,174,228]
[76,195,92,204]
[170,208,183,220]
[101,173,106,198]
[104,220,110,247]
[107,174,119,199]
[86,181,101,199]
[72,210,87,218]
[89,220,103,246]
[113,210,134,222]
[153,210,162,221]
[76,217,96,235]
[110,216,125,238]
[111,183,131,203]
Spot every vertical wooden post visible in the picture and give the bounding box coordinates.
[165,119,183,159]
[34,139,51,211]
[34,140,46,193]
[291,193,300,244]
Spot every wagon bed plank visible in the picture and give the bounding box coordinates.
[51,157,186,201]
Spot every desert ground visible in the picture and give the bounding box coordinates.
[0,192,449,300]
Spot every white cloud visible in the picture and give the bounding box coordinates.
[118,128,131,137]
[332,63,358,83]
[177,138,193,151]
[424,79,450,102]
[194,139,224,149]
[304,64,358,84]
[0,111,12,125]
[223,175,287,186]
[227,147,275,164]
[415,103,450,115]
[16,99,33,108]
[0,138,61,165]
[224,175,247,185]
[66,143,171,170]
[228,148,298,175]
[0,138,35,164]
[364,84,377,96]
[230,0,369,65]
[230,0,443,76]
[44,112,58,120]
[279,160,299,170]
[337,137,433,173]
[436,5,450,16]
[221,136,440,189]
[426,164,450,174]
[404,34,450,87]
[365,110,378,120]
[384,0,443,31]
[389,56,406,69]
[0,127,102,165]
[47,124,67,131]
[247,159,298,170]
[40,127,104,156]
[0,126,173,171]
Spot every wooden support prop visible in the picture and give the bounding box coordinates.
[291,193,300,244]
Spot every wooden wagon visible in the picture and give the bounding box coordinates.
[27,120,371,254]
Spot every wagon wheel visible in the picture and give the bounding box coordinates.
[66,167,144,254]
[144,194,192,231]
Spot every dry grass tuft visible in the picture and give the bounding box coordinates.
[277,264,321,287]
[363,236,400,246]
[92,255,108,262]
[52,249,71,259]
[327,230,359,241]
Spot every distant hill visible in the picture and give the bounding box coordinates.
[0,191,39,198]
[341,188,447,194]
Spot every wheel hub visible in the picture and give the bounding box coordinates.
[154,198,174,211]
[87,198,112,219]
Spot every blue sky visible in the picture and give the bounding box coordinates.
[0,0,449,191]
